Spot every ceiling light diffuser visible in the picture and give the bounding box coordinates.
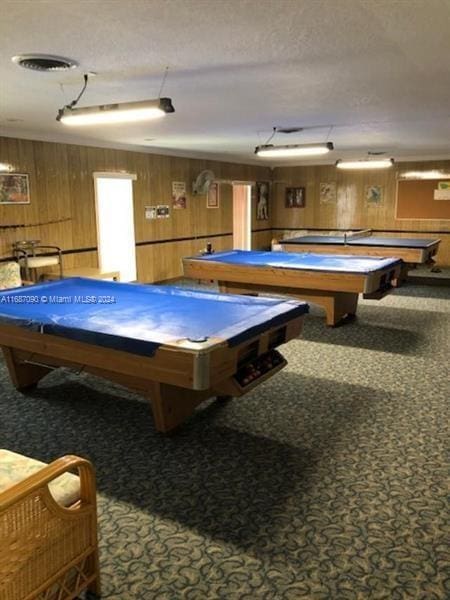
[399,170,450,180]
[255,142,334,158]
[336,158,394,170]
[57,98,175,126]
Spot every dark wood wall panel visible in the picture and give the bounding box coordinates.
[0,136,271,280]
[272,160,450,265]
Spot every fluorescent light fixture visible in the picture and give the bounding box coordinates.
[57,97,175,126]
[336,158,394,170]
[399,170,450,180]
[255,142,334,158]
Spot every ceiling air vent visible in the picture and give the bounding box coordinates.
[12,54,78,72]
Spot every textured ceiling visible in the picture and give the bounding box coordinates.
[1,0,449,166]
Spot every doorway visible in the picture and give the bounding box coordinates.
[93,172,137,282]
[232,183,252,250]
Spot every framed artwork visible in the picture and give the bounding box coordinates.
[286,187,305,208]
[255,181,269,220]
[207,182,219,208]
[0,173,30,204]
[172,181,187,209]
[320,182,337,204]
[434,181,450,200]
[156,205,170,218]
[365,185,383,205]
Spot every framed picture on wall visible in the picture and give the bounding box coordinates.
[365,185,383,205]
[319,182,337,204]
[0,173,30,204]
[285,187,305,208]
[207,182,219,208]
[172,181,187,209]
[156,205,170,218]
[255,181,270,220]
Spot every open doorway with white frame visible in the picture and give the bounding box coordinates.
[232,182,252,250]
[93,172,137,282]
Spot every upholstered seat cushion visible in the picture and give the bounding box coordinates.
[0,262,22,290]
[0,449,80,507]
[19,256,60,268]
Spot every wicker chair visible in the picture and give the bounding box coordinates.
[0,451,100,600]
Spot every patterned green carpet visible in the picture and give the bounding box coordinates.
[0,284,449,599]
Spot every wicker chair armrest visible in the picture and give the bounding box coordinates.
[0,455,96,511]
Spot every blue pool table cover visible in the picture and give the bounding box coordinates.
[281,235,439,248]
[191,250,402,273]
[0,278,308,356]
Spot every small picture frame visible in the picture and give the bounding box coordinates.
[0,173,30,204]
[156,205,170,218]
[285,187,305,208]
[207,182,219,208]
[145,206,157,219]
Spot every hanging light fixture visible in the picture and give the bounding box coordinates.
[57,98,174,125]
[255,126,334,158]
[255,142,333,158]
[56,70,175,126]
[336,158,394,170]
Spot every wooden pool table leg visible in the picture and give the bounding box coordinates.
[330,292,359,326]
[1,347,52,390]
[392,262,410,287]
[145,382,212,433]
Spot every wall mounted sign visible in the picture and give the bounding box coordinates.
[207,182,219,208]
[172,181,187,209]
[145,206,157,219]
[145,205,170,219]
[157,205,170,218]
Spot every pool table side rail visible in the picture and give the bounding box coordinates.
[280,240,440,264]
[0,314,303,392]
[182,257,401,295]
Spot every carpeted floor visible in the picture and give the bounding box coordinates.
[1,283,449,599]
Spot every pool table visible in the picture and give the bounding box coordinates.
[183,250,402,326]
[278,232,441,281]
[0,278,308,432]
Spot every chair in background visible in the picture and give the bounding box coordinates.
[0,451,101,600]
[13,240,63,281]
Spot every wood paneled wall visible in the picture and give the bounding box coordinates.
[272,160,450,265]
[3,136,447,277]
[0,137,271,281]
